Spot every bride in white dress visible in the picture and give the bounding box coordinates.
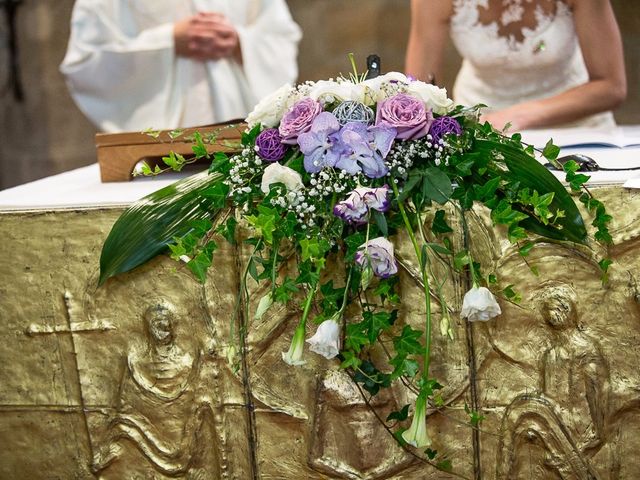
[405,0,626,130]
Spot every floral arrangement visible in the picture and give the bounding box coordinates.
[100,67,611,474]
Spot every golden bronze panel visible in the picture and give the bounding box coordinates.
[1,188,639,478]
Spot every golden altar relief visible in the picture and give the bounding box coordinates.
[1,187,640,479]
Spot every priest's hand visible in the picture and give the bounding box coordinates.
[174,12,242,63]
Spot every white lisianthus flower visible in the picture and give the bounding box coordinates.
[308,80,366,105]
[260,163,304,194]
[361,71,409,91]
[246,83,296,128]
[282,323,306,366]
[307,315,341,359]
[361,71,409,104]
[460,286,502,322]
[405,81,455,115]
[402,394,431,448]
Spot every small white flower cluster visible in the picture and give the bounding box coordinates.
[307,168,357,199]
[225,148,264,197]
[269,186,318,231]
[385,135,451,179]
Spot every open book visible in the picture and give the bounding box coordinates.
[521,127,640,149]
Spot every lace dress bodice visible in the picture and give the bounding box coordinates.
[450,0,615,128]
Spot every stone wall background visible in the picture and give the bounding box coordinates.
[0,0,638,190]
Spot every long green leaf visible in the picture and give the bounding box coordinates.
[475,139,587,244]
[99,171,226,285]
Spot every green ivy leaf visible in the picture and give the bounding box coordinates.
[245,206,277,244]
[386,404,410,422]
[436,459,453,472]
[273,279,299,303]
[209,152,230,175]
[186,241,217,282]
[393,325,423,356]
[201,182,230,209]
[340,350,362,369]
[162,151,188,171]
[422,167,453,205]
[363,310,396,343]
[431,209,453,234]
[542,139,561,161]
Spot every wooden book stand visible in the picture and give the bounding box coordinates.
[95,121,246,182]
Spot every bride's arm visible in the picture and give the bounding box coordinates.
[484,0,627,130]
[405,0,453,84]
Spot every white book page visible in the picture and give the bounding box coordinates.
[521,127,640,149]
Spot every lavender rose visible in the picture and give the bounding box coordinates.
[376,93,433,140]
[355,237,398,278]
[279,98,323,145]
[333,186,390,224]
[255,128,287,162]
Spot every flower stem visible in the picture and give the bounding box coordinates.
[391,183,432,381]
[297,277,319,329]
[270,237,281,294]
[340,267,353,315]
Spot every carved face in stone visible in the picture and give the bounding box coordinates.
[537,285,577,330]
[145,305,175,344]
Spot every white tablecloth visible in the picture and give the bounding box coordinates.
[1,127,640,211]
[0,164,193,211]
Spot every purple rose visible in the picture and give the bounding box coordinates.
[333,122,395,178]
[354,237,398,278]
[279,98,323,145]
[334,186,391,224]
[376,93,433,140]
[428,116,462,144]
[255,128,287,162]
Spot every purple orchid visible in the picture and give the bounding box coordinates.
[354,237,398,278]
[333,122,396,179]
[297,112,342,173]
[333,186,391,224]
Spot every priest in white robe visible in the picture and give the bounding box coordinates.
[60,0,302,133]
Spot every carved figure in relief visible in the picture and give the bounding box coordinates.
[308,370,414,479]
[497,283,610,479]
[91,302,220,477]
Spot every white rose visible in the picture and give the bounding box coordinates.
[306,316,341,359]
[246,83,296,128]
[460,286,502,322]
[260,163,304,194]
[308,80,366,105]
[406,81,454,115]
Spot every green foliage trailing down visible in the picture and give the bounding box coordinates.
[98,70,612,478]
[99,170,225,285]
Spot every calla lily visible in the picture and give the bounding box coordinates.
[307,314,341,359]
[460,286,502,322]
[402,393,431,448]
[282,322,307,366]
